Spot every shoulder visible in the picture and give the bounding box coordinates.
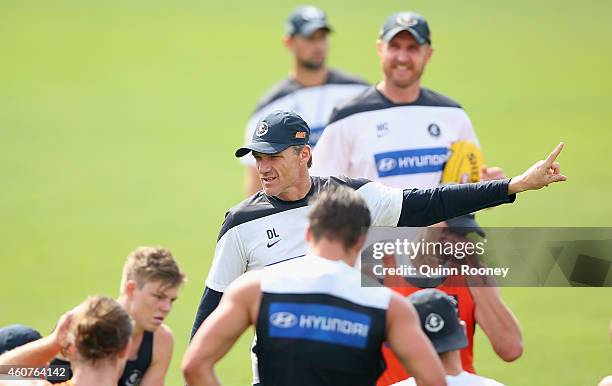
[217,193,276,240]
[416,87,463,108]
[223,270,262,317]
[150,324,173,365]
[153,324,174,351]
[226,270,262,296]
[253,77,301,114]
[326,68,369,86]
[312,175,372,192]
[387,290,418,320]
[328,86,389,124]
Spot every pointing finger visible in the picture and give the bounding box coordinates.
[545,142,564,165]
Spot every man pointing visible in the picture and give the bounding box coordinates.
[191,109,566,385]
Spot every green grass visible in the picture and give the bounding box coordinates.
[1,1,611,385]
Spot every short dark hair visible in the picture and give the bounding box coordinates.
[308,186,371,249]
[293,145,312,168]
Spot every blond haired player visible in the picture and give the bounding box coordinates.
[52,247,186,386]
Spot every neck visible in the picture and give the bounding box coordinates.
[117,295,145,339]
[275,175,312,201]
[293,65,328,87]
[439,350,463,376]
[376,79,421,103]
[309,239,357,267]
[71,360,120,386]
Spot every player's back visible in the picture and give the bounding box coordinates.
[256,254,391,386]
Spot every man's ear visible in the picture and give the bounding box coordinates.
[376,39,384,59]
[124,280,137,298]
[283,35,292,50]
[425,45,434,63]
[301,145,312,164]
[305,224,312,243]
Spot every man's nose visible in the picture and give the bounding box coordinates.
[258,158,272,173]
[396,49,410,63]
[160,299,172,313]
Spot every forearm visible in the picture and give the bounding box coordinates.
[508,176,528,194]
[398,179,515,226]
[471,286,523,361]
[0,336,59,367]
[191,287,223,339]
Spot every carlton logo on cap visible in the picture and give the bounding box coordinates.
[396,14,419,27]
[425,313,445,332]
[255,121,269,137]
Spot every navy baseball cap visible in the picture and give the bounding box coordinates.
[235,110,310,158]
[0,324,42,354]
[379,12,431,45]
[446,214,485,238]
[408,289,468,353]
[286,6,332,37]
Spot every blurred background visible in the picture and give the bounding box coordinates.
[1,0,611,384]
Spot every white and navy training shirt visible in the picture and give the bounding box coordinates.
[240,69,368,167]
[191,176,514,338]
[205,176,401,292]
[256,255,391,386]
[311,86,480,189]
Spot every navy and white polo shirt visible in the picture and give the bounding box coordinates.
[205,176,401,292]
[240,69,368,167]
[256,254,391,386]
[311,86,480,188]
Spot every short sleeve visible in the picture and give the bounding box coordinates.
[205,225,248,292]
[355,181,403,226]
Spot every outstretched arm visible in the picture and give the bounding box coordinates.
[397,142,567,226]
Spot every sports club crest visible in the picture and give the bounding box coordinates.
[255,121,269,137]
[424,313,445,332]
[396,14,418,27]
